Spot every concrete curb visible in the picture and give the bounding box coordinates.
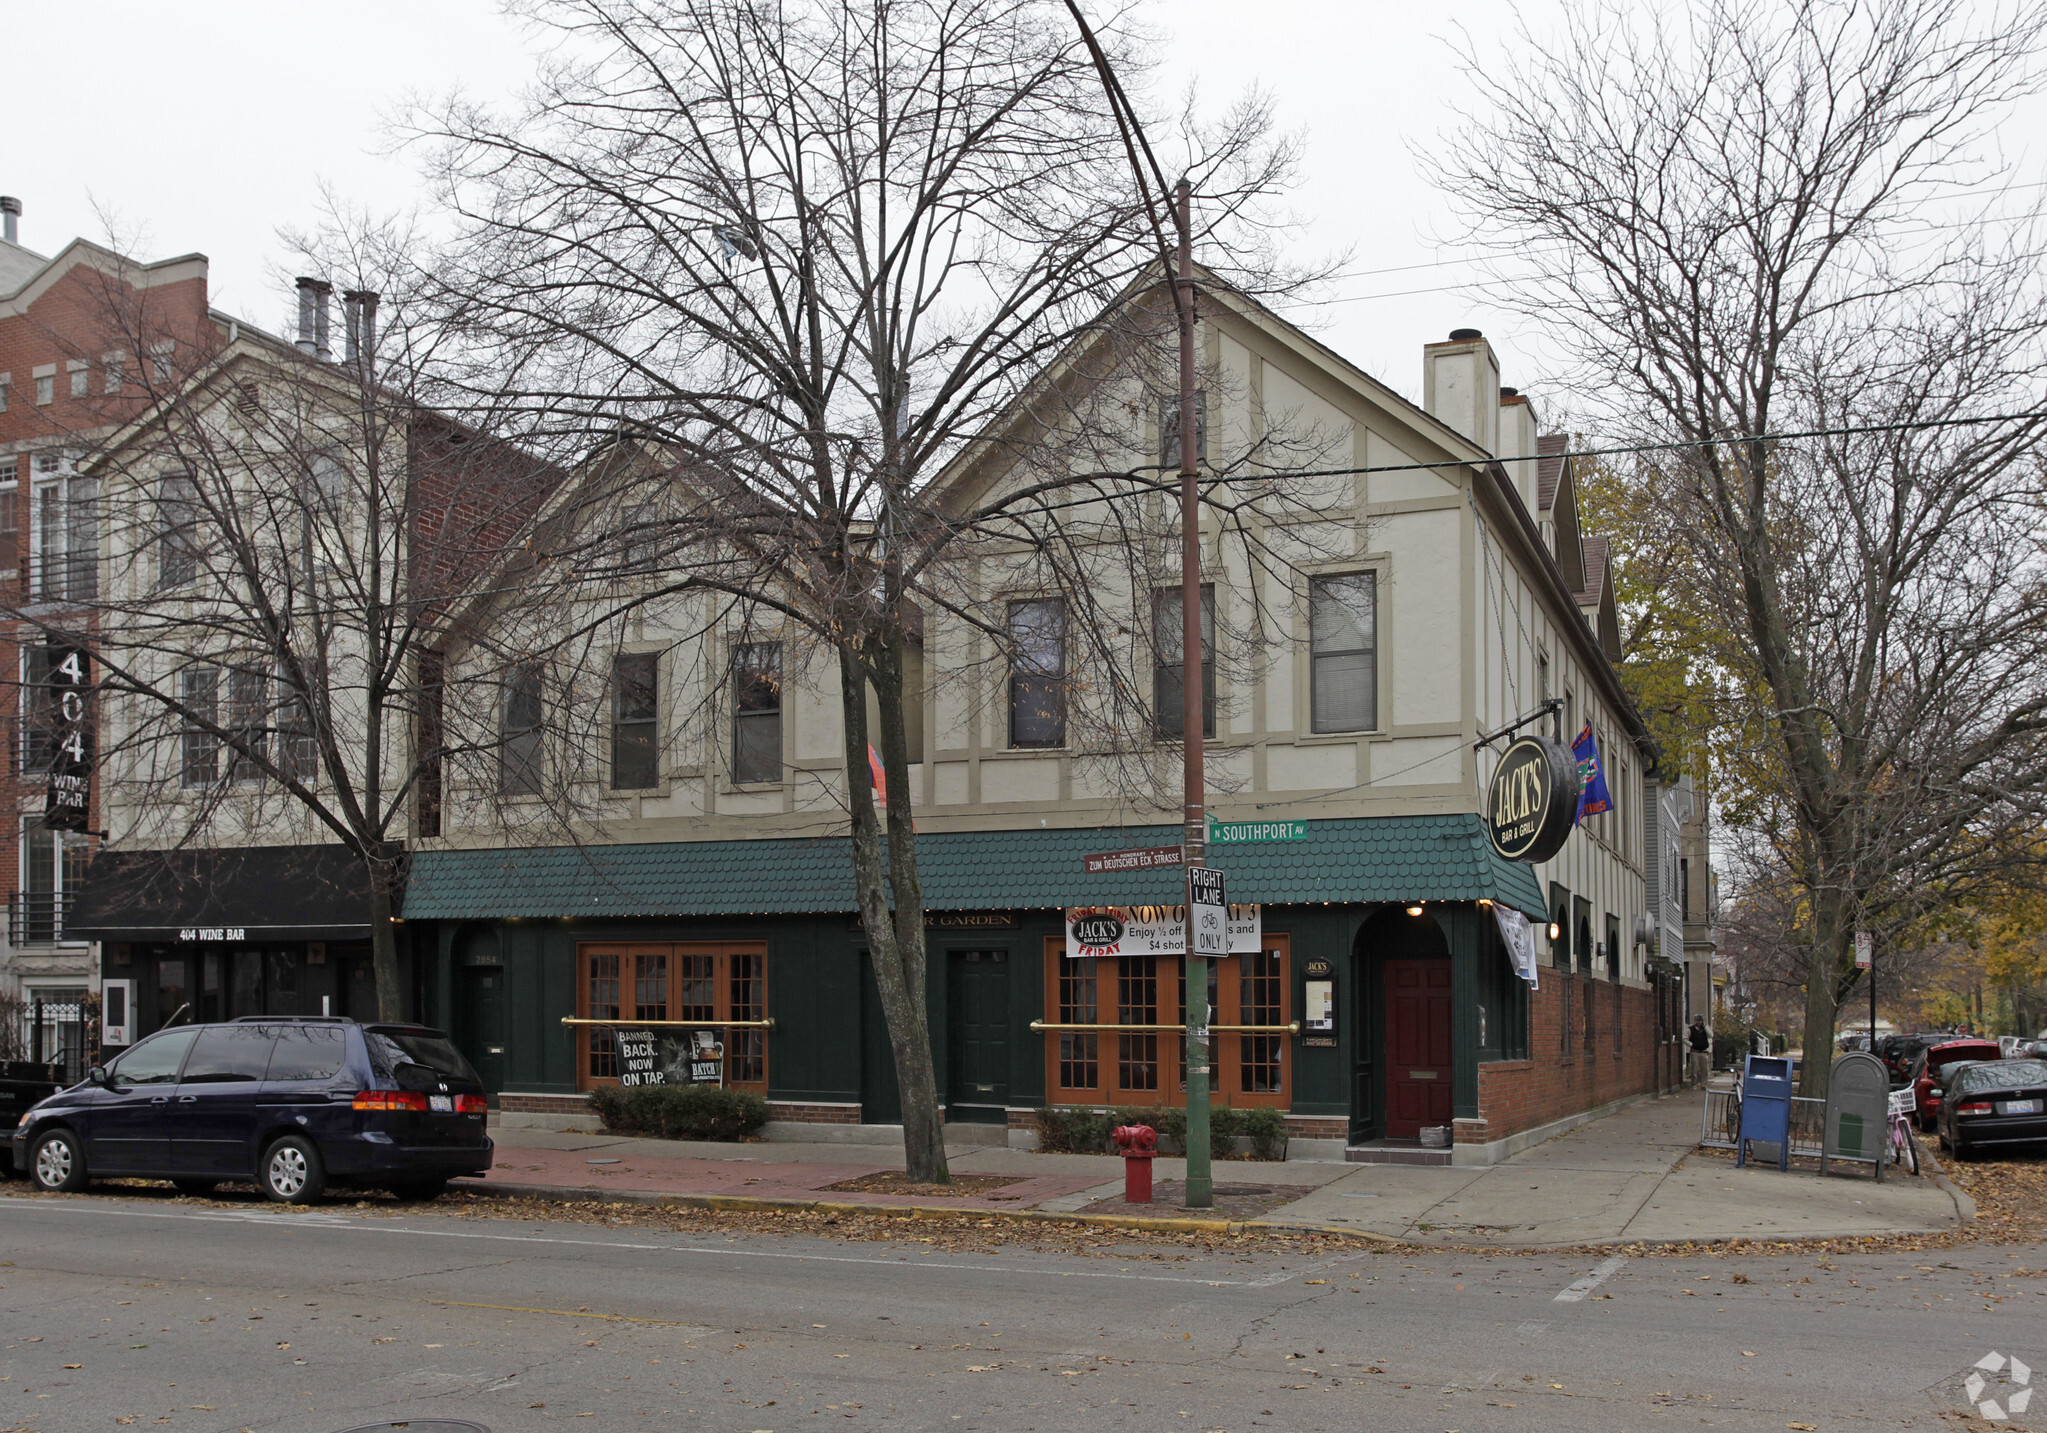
[1912,1143,1979,1224]
[450,1178,1402,1242]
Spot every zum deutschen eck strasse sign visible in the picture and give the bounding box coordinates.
[1486,734,1578,863]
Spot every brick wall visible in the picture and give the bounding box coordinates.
[498,1091,590,1114]
[1468,973,1663,1144]
[767,1101,862,1125]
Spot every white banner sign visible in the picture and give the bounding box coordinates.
[1065,904,1262,958]
[1493,904,1540,989]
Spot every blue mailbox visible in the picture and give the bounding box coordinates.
[1736,1054,1795,1170]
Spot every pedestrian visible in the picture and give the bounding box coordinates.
[1688,1015,1713,1087]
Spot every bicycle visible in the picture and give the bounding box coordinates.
[1886,1087,1920,1177]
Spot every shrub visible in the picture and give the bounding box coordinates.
[588,1083,769,1141]
[1034,1105,1114,1153]
[1032,1105,1284,1160]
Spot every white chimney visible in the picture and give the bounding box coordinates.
[0,196,19,246]
[1422,328,1501,455]
[1497,386,1541,512]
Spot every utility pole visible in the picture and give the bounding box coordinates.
[1058,0,1210,1208]
[1174,178,1212,1210]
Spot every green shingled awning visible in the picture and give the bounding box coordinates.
[402,815,1548,922]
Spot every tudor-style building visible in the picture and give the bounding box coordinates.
[398,296,1679,1164]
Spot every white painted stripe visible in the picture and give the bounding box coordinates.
[0,1197,1245,1288]
[1552,1253,1628,1302]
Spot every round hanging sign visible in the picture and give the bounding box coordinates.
[1485,734,1577,863]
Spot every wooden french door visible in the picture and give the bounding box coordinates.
[1041,936,1290,1108]
[576,941,767,1092]
[1383,958,1452,1137]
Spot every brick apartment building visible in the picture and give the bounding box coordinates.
[0,195,219,1067]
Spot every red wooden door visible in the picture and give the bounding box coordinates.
[1383,959,1453,1138]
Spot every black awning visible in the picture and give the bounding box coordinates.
[66,844,380,942]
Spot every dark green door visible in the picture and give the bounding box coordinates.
[947,949,1010,1123]
[458,966,508,1093]
[859,951,903,1126]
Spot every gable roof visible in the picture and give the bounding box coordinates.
[1575,535,1610,608]
[1536,433,1568,512]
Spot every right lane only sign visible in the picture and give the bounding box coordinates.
[1187,865,1227,956]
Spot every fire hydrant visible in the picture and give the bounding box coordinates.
[1112,1123,1157,1204]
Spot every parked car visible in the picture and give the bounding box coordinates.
[1934,1058,2047,1160]
[1906,1039,2004,1132]
[1877,1033,1947,1084]
[0,1062,63,1174]
[9,1017,492,1203]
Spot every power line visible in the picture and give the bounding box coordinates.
[1227,407,2047,482]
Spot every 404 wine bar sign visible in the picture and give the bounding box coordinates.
[1485,734,1576,864]
[42,646,93,834]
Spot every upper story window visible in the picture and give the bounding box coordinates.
[300,455,347,573]
[0,372,11,412]
[33,364,54,406]
[731,642,782,785]
[102,352,126,396]
[1152,584,1214,741]
[66,360,88,399]
[179,666,220,789]
[1159,391,1207,471]
[500,664,546,797]
[610,651,660,790]
[157,470,202,589]
[31,452,96,603]
[736,646,781,790]
[1309,572,1377,732]
[1007,599,1066,748]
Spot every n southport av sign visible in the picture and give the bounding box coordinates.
[1486,735,1577,863]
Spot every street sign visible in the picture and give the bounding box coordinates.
[1208,819,1307,844]
[1855,930,1873,969]
[1188,866,1227,955]
[1083,845,1183,874]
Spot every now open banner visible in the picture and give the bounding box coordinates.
[1065,904,1262,958]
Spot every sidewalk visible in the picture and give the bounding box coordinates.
[463,1093,1971,1246]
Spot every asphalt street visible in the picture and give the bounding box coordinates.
[0,1188,2042,1432]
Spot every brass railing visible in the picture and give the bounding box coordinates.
[559,1016,777,1031]
[1029,1020,1300,1035]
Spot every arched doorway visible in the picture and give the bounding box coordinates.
[1352,905,1451,1142]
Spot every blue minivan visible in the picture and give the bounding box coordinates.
[10,1017,493,1203]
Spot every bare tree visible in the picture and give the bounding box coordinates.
[9,243,560,1023]
[1433,0,2047,1095]
[408,0,1309,1181]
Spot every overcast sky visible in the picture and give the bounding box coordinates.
[9,1,2044,416]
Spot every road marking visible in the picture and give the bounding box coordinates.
[1,1199,1253,1288]
[1515,1320,1549,1334]
[1553,1254,1628,1303]
[422,1299,695,1325]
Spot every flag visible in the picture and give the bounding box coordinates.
[867,743,888,805]
[1572,723,1611,824]
[1493,904,1539,989]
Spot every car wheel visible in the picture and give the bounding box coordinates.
[1938,1126,1951,1152]
[171,1179,219,1197]
[29,1128,88,1193]
[258,1135,326,1205]
[1917,1113,1935,1133]
[388,1178,449,1202]
[1951,1135,1972,1163]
